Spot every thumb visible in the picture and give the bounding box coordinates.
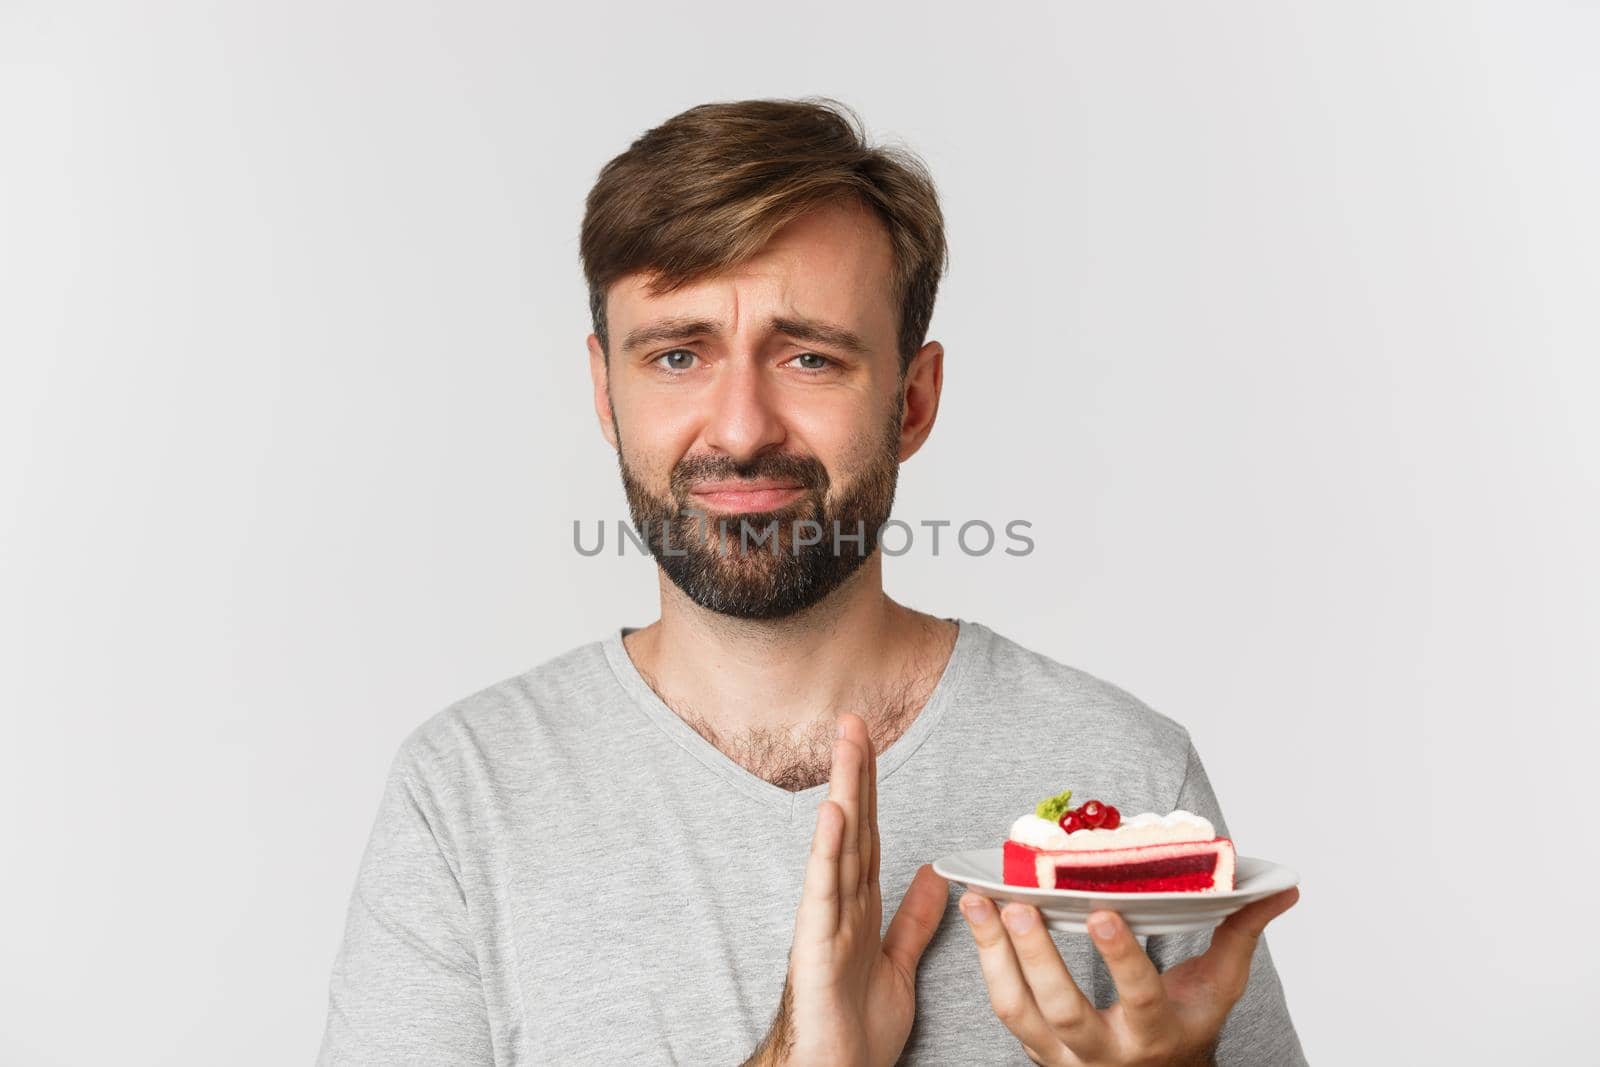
[882,864,951,975]
[1202,886,1300,998]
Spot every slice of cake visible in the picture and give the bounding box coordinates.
[1002,788,1236,893]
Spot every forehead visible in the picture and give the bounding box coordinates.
[607,198,897,346]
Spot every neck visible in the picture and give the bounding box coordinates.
[622,552,957,752]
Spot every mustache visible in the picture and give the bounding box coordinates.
[668,452,829,500]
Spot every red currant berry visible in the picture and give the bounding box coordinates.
[1101,805,1121,830]
[1079,800,1107,829]
[1058,810,1086,833]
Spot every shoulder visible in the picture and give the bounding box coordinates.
[966,620,1192,749]
[960,620,1197,805]
[389,635,615,789]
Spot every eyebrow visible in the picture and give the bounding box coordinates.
[619,315,872,358]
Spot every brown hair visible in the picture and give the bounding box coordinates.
[579,96,948,375]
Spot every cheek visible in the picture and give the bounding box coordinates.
[785,396,876,453]
[620,443,677,491]
[614,405,699,467]
[811,427,894,504]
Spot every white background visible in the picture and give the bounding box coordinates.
[3,2,1597,1063]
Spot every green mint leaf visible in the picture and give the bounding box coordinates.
[1035,788,1074,822]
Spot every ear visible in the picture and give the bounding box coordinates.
[896,340,944,463]
[588,334,619,451]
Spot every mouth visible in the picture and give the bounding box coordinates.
[689,481,807,513]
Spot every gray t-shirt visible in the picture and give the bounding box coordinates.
[317,618,1306,1065]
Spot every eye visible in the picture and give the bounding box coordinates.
[654,349,698,371]
[787,352,835,372]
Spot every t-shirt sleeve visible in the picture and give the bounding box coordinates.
[316,741,494,1066]
[1142,741,1309,1067]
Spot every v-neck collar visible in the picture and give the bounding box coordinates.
[601,617,982,817]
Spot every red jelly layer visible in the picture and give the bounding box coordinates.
[1003,837,1235,893]
[1052,853,1217,892]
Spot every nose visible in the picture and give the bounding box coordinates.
[700,355,787,462]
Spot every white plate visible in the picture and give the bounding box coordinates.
[931,849,1299,936]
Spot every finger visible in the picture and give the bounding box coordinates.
[1202,886,1300,998]
[796,799,844,941]
[882,864,948,974]
[958,892,1076,1059]
[828,722,863,901]
[857,716,883,902]
[999,902,1108,1055]
[1087,910,1168,1035]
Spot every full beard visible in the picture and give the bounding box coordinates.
[616,413,901,621]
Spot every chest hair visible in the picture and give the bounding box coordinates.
[638,657,945,793]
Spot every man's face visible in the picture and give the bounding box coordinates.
[588,198,913,620]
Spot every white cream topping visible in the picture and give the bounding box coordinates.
[1008,810,1215,851]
